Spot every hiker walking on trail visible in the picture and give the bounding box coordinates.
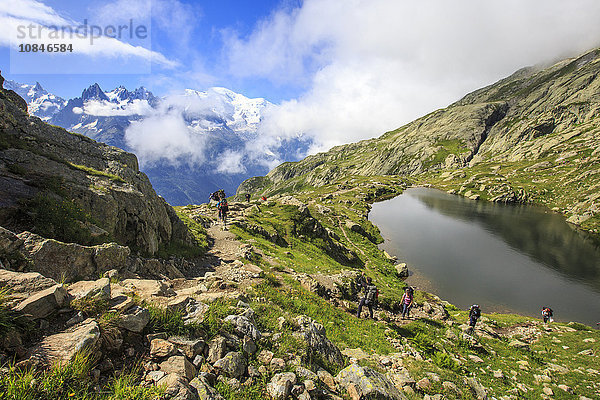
[468,304,481,333]
[217,191,229,227]
[541,306,554,323]
[356,277,378,319]
[245,193,251,202]
[356,271,368,293]
[401,287,414,320]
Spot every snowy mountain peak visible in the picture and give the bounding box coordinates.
[82,83,109,102]
[4,79,66,121]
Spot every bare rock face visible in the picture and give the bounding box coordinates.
[25,318,100,367]
[0,74,194,256]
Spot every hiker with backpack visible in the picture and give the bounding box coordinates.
[400,286,414,320]
[541,306,554,323]
[356,277,378,319]
[217,191,229,227]
[468,304,481,333]
[356,271,368,293]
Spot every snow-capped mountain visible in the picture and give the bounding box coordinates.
[9,79,308,205]
[4,80,67,121]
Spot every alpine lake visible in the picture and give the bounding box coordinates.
[370,187,600,327]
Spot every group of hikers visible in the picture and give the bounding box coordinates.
[209,190,259,228]
[354,273,562,331]
[209,189,229,227]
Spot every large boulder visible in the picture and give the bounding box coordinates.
[394,263,409,278]
[336,364,407,400]
[25,319,100,366]
[15,284,68,319]
[16,232,129,283]
[293,315,346,369]
[213,351,247,379]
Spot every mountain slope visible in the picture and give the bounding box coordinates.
[0,73,194,256]
[238,48,600,233]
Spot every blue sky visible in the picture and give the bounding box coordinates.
[0,0,299,101]
[2,0,600,152]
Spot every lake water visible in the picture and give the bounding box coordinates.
[370,187,600,326]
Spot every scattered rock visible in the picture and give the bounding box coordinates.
[189,376,225,400]
[416,377,432,391]
[117,306,150,333]
[558,384,574,394]
[223,313,261,341]
[208,336,228,364]
[169,337,206,359]
[150,339,177,358]
[267,372,296,400]
[543,387,554,396]
[336,364,406,400]
[159,356,197,381]
[293,315,346,368]
[466,377,487,399]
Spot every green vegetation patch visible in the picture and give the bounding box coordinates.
[67,163,125,183]
[0,351,163,400]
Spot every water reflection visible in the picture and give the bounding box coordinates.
[370,187,600,326]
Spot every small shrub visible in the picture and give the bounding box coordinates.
[71,296,109,317]
[146,305,204,338]
[431,351,462,373]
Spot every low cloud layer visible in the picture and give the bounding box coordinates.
[82,99,153,117]
[226,0,600,153]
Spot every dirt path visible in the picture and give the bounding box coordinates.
[206,222,241,264]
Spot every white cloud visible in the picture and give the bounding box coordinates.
[83,99,153,117]
[125,109,206,167]
[72,106,83,114]
[0,0,177,69]
[226,0,600,151]
[216,150,246,174]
